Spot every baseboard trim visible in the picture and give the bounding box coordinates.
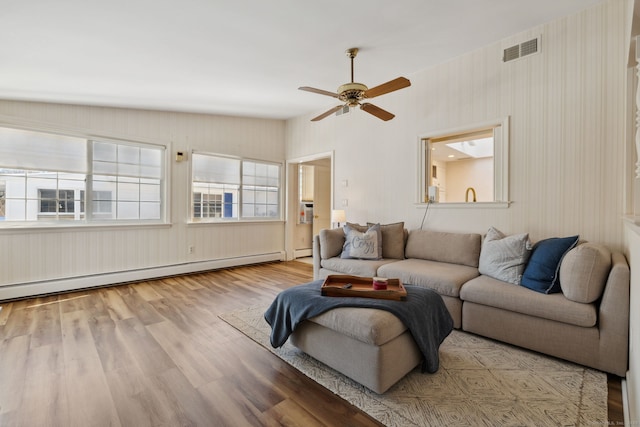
[294,248,313,258]
[623,376,630,426]
[0,252,285,301]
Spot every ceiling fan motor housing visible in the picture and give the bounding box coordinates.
[338,82,368,106]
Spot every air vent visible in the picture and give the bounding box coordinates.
[503,36,540,63]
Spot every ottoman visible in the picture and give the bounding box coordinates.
[290,306,422,394]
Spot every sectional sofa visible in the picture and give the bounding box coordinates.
[307,223,629,380]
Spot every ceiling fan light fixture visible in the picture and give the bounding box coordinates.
[299,47,411,121]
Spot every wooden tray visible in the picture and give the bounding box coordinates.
[321,275,407,301]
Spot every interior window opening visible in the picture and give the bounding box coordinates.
[420,118,509,205]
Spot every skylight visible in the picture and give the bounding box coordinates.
[446,137,493,159]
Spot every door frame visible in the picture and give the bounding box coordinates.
[284,151,334,261]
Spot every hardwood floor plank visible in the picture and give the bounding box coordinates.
[146,320,222,388]
[0,303,12,326]
[199,378,265,427]
[262,399,326,427]
[16,343,69,426]
[154,367,225,426]
[61,310,121,426]
[0,335,30,415]
[27,298,62,348]
[99,287,136,321]
[0,261,624,426]
[131,281,164,302]
[115,317,175,376]
[116,287,165,325]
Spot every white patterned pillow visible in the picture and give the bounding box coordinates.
[479,227,532,285]
[340,223,382,260]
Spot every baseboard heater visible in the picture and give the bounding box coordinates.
[0,252,285,301]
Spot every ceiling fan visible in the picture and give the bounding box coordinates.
[299,48,411,122]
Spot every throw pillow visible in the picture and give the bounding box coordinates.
[367,221,406,259]
[560,243,611,303]
[478,227,531,285]
[319,228,346,259]
[340,223,382,260]
[521,235,579,294]
[346,222,368,232]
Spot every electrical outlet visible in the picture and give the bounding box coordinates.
[188,245,194,254]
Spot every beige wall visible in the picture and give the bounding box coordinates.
[0,101,286,297]
[286,0,628,250]
[444,158,494,203]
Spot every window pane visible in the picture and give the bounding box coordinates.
[92,140,165,221]
[140,183,160,202]
[140,202,160,219]
[118,182,140,202]
[118,145,140,165]
[117,202,139,219]
[0,129,166,225]
[241,161,280,219]
[93,142,117,162]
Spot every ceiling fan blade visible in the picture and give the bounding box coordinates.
[364,77,411,99]
[360,103,395,121]
[311,105,345,121]
[299,86,340,98]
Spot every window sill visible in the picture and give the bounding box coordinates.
[0,221,171,232]
[187,218,285,226]
[415,201,511,209]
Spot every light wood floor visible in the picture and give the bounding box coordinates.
[0,261,624,426]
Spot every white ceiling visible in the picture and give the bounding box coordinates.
[0,0,605,120]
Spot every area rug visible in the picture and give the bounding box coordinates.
[220,305,608,426]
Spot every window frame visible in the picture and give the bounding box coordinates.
[190,151,283,223]
[0,125,168,227]
[418,117,510,208]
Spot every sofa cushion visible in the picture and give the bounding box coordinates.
[404,229,482,268]
[377,258,479,298]
[340,223,382,260]
[560,243,611,303]
[460,275,597,327]
[367,222,406,259]
[321,257,398,277]
[478,227,531,285]
[308,307,407,346]
[521,235,579,294]
[319,228,345,260]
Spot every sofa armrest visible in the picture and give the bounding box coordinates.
[313,234,321,280]
[597,251,630,376]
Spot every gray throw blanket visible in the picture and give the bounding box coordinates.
[264,280,454,373]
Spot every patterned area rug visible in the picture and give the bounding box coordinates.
[220,305,608,426]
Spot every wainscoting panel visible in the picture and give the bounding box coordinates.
[286,0,629,250]
[0,102,286,295]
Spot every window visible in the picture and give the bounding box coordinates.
[191,153,281,221]
[92,140,163,220]
[242,161,280,218]
[0,126,165,224]
[419,118,509,205]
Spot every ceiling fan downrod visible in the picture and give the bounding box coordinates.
[346,48,358,83]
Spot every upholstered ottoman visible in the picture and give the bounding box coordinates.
[290,307,422,394]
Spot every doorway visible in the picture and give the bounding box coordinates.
[286,153,333,260]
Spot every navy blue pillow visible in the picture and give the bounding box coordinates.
[521,235,579,294]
